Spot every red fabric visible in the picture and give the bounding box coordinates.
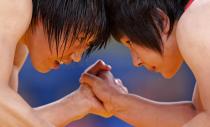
[185,0,194,10]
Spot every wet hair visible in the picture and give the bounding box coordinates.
[31,0,110,56]
[107,0,189,54]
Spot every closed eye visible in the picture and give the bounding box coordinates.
[125,40,132,47]
[76,36,86,42]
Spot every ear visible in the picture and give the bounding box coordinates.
[156,8,170,34]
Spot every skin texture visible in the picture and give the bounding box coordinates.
[80,0,210,126]
[0,1,121,127]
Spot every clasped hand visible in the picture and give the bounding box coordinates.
[79,60,128,117]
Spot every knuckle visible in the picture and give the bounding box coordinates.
[96,59,105,66]
[86,65,94,71]
[80,73,86,78]
[116,78,120,82]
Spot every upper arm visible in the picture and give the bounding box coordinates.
[183,112,210,127]
[9,43,28,91]
[0,0,32,84]
[177,2,210,112]
[0,85,54,127]
[192,83,205,113]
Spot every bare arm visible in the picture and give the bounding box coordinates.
[79,61,199,127]
[0,0,55,126]
[34,85,111,127]
[34,95,89,127]
[9,42,29,91]
[113,94,196,127]
[0,34,54,127]
[80,70,197,127]
[10,56,111,126]
[0,86,55,127]
[9,53,109,127]
[176,1,210,126]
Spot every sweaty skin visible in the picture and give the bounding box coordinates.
[80,0,210,127]
[0,1,118,127]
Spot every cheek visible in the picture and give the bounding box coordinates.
[145,57,163,70]
[58,44,86,60]
[73,44,88,54]
[137,50,163,66]
[30,49,49,67]
[28,41,52,71]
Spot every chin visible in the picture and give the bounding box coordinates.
[38,69,50,73]
[33,65,50,73]
[161,63,183,79]
[161,69,178,79]
[162,72,176,79]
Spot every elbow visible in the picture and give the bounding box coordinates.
[183,112,210,127]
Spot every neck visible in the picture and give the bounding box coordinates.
[19,27,32,47]
[168,22,178,45]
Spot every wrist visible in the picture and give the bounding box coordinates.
[110,93,130,115]
[63,90,91,117]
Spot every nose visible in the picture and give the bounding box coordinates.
[131,50,143,67]
[71,52,82,62]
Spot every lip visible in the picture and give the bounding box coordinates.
[51,64,60,70]
[51,61,60,70]
[152,66,157,72]
[147,66,158,72]
[53,65,60,70]
[65,59,73,64]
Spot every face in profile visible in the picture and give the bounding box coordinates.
[108,0,187,78]
[24,23,94,73]
[119,34,183,79]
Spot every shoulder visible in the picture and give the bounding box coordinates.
[177,0,210,43]
[176,0,210,75]
[176,0,210,111]
[176,0,210,44]
[0,0,32,44]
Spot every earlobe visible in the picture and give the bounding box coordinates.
[156,8,170,34]
[162,15,170,34]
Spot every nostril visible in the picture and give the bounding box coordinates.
[138,63,143,67]
[133,62,142,67]
[71,53,82,62]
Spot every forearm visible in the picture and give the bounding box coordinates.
[114,94,197,127]
[0,86,54,127]
[183,112,210,127]
[34,91,90,127]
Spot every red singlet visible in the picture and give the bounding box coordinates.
[185,0,194,10]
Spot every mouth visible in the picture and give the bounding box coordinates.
[66,59,73,64]
[51,59,74,70]
[152,66,157,72]
[147,66,158,72]
[51,61,61,70]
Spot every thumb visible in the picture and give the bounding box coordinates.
[85,60,112,75]
[80,73,102,88]
[91,99,113,118]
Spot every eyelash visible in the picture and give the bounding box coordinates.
[87,41,93,47]
[126,41,132,47]
[76,37,93,47]
[76,36,85,42]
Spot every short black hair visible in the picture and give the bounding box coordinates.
[107,0,189,54]
[31,0,110,56]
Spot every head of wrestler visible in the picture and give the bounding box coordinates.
[22,0,109,73]
[108,0,189,78]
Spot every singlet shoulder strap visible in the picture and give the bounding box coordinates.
[185,0,194,10]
